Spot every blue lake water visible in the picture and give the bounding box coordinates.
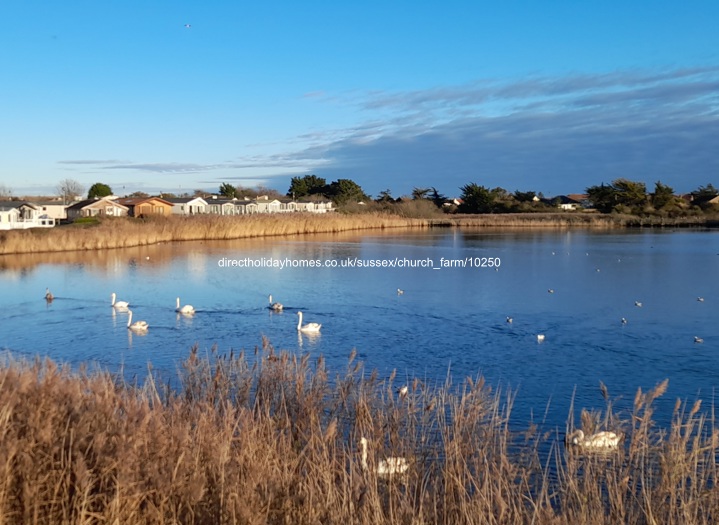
[1,228,718,431]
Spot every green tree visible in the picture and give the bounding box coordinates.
[411,187,431,200]
[87,182,113,199]
[693,183,719,199]
[613,178,647,208]
[375,189,395,203]
[326,179,369,206]
[219,183,236,198]
[691,183,719,209]
[513,190,536,203]
[651,181,675,209]
[288,175,327,198]
[429,187,447,208]
[458,183,495,214]
[586,183,618,213]
[586,179,646,213]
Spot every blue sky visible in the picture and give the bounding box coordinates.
[1,1,718,199]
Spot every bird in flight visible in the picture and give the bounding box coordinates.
[184,24,191,29]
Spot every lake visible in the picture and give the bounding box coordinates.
[1,228,717,431]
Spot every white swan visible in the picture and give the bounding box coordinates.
[694,336,704,344]
[567,429,622,451]
[268,294,283,311]
[45,288,54,301]
[506,316,513,324]
[397,385,409,399]
[297,311,321,333]
[127,309,148,332]
[397,288,404,295]
[175,297,195,315]
[635,301,643,307]
[360,437,409,478]
[537,334,545,342]
[111,292,129,309]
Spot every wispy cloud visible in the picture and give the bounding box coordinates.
[58,159,123,165]
[103,163,221,173]
[281,65,719,195]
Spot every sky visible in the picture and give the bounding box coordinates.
[1,1,718,199]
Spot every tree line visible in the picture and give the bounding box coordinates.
[6,176,718,217]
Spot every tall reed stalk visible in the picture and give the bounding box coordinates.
[0,344,717,524]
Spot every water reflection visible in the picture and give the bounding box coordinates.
[0,229,718,432]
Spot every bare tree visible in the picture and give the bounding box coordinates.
[0,184,12,199]
[56,178,84,204]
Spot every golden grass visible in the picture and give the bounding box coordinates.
[0,213,429,255]
[1,343,718,524]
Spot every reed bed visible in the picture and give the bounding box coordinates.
[0,213,429,255]
[1,342,717,525]
[430,212,717,229]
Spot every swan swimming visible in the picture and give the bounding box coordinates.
[567,429,622,451]
[397,288,404,295]
[635,301,643,307]
[127,309,148,332]
[506,316,513,324]
[360,437,409,478]
[694,336,704,344]
[296,311,321,333]
[175,297,195,315]
[537,334,545,342]
[111,292,129,309]
[268,294,283,311]
[45,288,54,302]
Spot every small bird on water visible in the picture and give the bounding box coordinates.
[45,288,54,302]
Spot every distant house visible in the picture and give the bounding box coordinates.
[554,195,584,211]
[291,198,334,213]
[166,197,208,215]
[66,197,129,220]
[206,198,239,215]
[115,197,174,217]
[31,200,68,221]
[0,201,55,230]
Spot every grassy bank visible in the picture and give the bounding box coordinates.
[430,212,718,228]
[1,343,717,524]
[1,212,716,255]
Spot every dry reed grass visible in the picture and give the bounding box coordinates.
[1,343,717,524]
[0,213,429,255]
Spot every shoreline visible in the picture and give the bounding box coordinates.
[0,212,716,256]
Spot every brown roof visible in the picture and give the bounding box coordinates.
[116,197,174,206]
